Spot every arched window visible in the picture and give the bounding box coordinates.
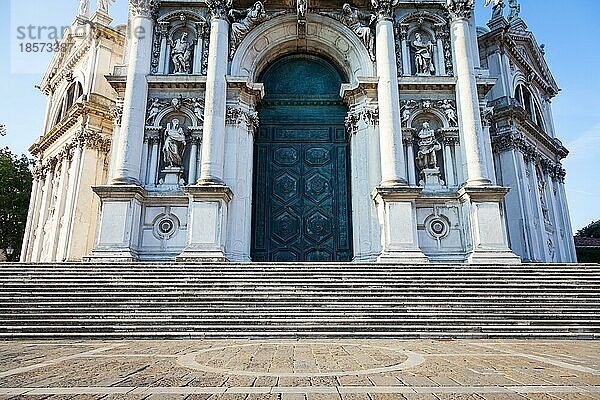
[514,84,545,131]
[50,82,84,128]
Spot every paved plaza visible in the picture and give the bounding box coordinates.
[0,340,599,399]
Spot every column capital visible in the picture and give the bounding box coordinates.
[445,0,475,20]
[371,0,398,21]
[129,0,159,19]
[206,0,233,20]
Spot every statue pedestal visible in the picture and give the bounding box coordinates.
[420,168,445,192]
[90,11,112,26]
[158,167,184,191]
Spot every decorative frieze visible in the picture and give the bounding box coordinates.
[400,99,458,128]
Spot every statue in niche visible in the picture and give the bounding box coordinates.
[412,33,435,76]
[146,98,162,126]
[416,121,441,170]
[229,2,268,58]
[78,0,90,17]
[163,118,186,168]
[170,32,193,74]
[485,0,505,18]
[337,4,376,60]
[97,0,115,14]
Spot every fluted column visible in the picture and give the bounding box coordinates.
[111,0,155,185]
[198,0,231,185]
[446,0,490,186]
[373,0,407,186]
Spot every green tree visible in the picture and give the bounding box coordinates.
[0,147,33,261]
[576,220,600,238]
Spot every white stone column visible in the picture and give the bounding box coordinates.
[435,29,446,76]
[158,22,169,74]
[148,136,160,186]
[140,137,150,186]
[405,138,417,186]
[32,160,56,261]
[374,0,407,186]
[188,138,200,184]
[193,22,206,74]
[58,142,84,262]
[443,138,456,187]
[399,24,410,76]
[199,0,231,185]
[111,0,155,185]
[48,154,70,261]
[20,164,42,262]
[447,0,490,186]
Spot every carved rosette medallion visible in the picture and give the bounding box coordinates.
[445,0,475,20]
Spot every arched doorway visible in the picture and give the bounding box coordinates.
[251,54,353,262]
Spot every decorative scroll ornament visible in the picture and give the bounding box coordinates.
[129,0,159,18]
[226,107,259,133]
[445,0,475,20]
[206,0,233,19]
[370,0,398,21]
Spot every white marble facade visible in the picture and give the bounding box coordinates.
[23,0,576,263]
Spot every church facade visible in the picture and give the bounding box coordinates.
[21,0,577,264]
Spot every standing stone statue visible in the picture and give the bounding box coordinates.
[78,0,90,17]
[508,0,520,21]
[163,118,186,167]
[412,33,435,76]
[229,2,268,57]
[146,98,161,126]
[439,99,458,126]
[338,4,376,60]
[416,121,441,170]
[485,0,505,18]
[97,0,115,14]
[170,33,193,74]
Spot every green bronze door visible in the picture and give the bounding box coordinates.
[251,55,353,262]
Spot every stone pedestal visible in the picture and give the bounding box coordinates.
[459,186,521,264]
[85,186,144,262]
[372,186,429,263]
[158,167,184,191]
[177,185,233,262]
[420,168,445,192]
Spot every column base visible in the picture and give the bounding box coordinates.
[459,186,521,265]
[372,186,430,264]
[467,250,522,265]
[86,185,144,263]
[177,185,233,262]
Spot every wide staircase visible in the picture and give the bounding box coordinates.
[0,263,599,339]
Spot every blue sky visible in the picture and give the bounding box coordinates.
[0,0,598,231]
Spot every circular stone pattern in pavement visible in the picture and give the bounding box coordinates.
[177,342,425,377]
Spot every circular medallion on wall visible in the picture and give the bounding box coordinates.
[153,213,180,240]
[425,214,450,239]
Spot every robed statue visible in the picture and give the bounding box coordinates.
[412,33,435,76]
[170,32,193,74]
[163,118,186,167]
[416,121,441,170]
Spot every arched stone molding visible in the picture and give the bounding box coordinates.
[230,14,375,83]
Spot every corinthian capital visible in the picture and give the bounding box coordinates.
[206,0,233,19]
[445,0,475,20]
[371,0,398,21]
[129,0,159,18]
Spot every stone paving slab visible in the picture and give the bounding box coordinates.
[0,340,599,399]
